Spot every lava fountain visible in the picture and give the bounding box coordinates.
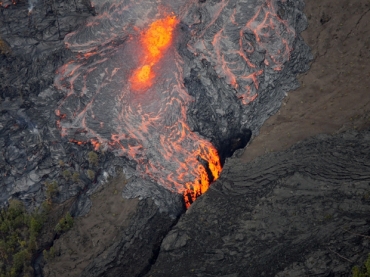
[54,0,309,207]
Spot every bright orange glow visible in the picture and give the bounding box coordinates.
[183,144,221,208]
[57,14,222,209]
[129,16,221,207]
[130,64,155,90]
[91,139,101,151]
[130,15,178,90]
[136,65,152,82]
[55,0,296,210]
[142,16,177,60]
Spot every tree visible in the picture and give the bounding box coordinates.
[62,170,71,180]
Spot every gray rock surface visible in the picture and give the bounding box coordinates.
[0,0,311,218]
[53,0,311,199]
[183,0,312,147]
[146,130,370,277]
[4,2,368,276]
[0,0,102,213]
[80,198,178,277]
[122,177,185,218]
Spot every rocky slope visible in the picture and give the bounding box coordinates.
[147,130,370,276]
[41,173,183,277]
[46,130,370,277]
[242,0,370,162]
[1,0,369,276]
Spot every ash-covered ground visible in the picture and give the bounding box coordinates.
[0,0,310,214]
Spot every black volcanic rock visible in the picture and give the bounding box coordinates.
[0,1,318,275]
[146,130,370,277]
[0,0,311,212]
[0,0,98,211]
[182,0,312,147]
[51,0,312,199]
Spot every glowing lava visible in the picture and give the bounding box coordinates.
[130,15,178,90]
[55,0,300,209]
[130,65,154,90]
[184,145,220,207]
[55,11,221,208]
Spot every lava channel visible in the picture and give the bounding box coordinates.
[130,15,178,91]
[55,12,221,207]
[55,0,297,207]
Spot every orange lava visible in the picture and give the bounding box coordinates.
[57,14,222,209]
[131,65,155,90]
[183,145,221,208]
[130,15,178,90]
[129,15,221,207]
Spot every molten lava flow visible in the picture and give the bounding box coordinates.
[130,65,154,90]
[56,11,221,209]
[143,15,177,60]
[130,15,178,90]
[188,0,295,105]
[183,145,221,208]
[55,0,298,209]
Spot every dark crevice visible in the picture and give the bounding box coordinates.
[137,213,183,277]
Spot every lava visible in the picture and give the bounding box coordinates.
[188,0,295,105]
[130,65,154,90]
[55,9,221,207]
[54,0,298,208]
[142,15,177,60]
[130,15,178,91]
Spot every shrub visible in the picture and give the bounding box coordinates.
[43,246,56,261]
[72,172,80,183]
[87,169,95,181]
[87,151,99,167]
[29,215,43,237]
[41,200,52,213]
[62,170,71,180]
[55,212,73,234]
[0,201,46,276]
[0,38,11,55]
[44,181,58,201]
[352,254,370,277]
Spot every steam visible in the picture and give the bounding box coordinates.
[28,0,37,13]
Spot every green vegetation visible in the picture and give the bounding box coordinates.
[0,200,46,277]
[0,37,11,55]
[55,212,73,234]
[0,178,74,276]
[87,151,99,167]
[44,180,58,201]
[43,246,56,262]
[72,172,80,183]
[0,176,73,276]
[87,169,95,181]
[353,254,370,277]
[62,170,71,180]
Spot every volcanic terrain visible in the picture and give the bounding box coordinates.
[0,0,369,276]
